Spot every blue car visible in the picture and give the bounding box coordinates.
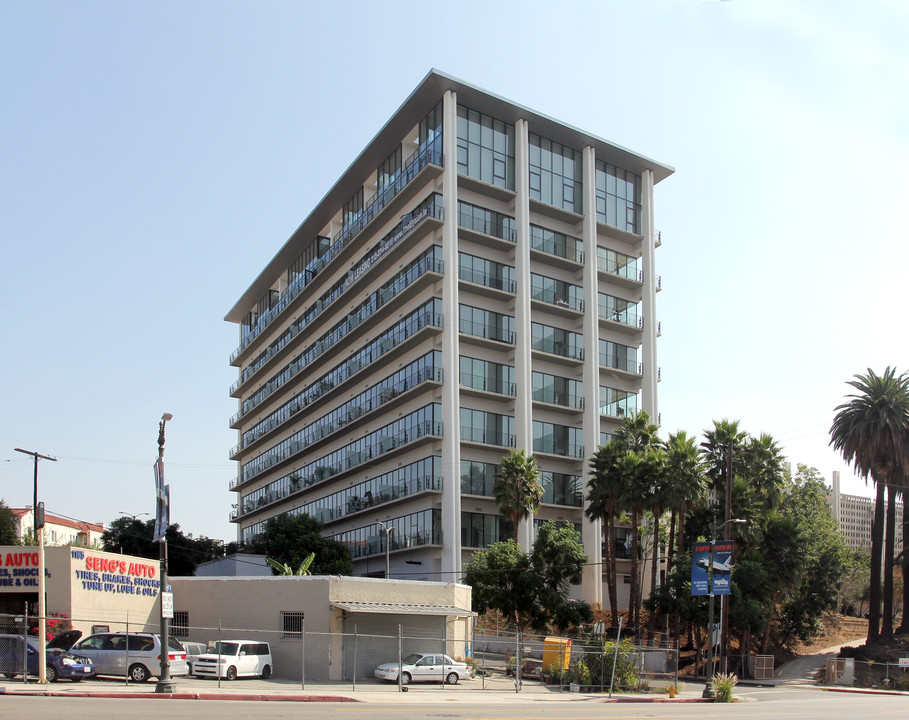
[0,633,95,682]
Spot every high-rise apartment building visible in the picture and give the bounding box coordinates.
[225,71,673,607]
[828,470,904,555]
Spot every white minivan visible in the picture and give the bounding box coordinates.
[192,640,272,680]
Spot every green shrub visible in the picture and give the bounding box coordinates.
[569,659,591,687]
[711,672,738,702]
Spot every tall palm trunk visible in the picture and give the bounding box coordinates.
[629,508,640,628]
[605,514,618,618]
[868,479,886,643]
[667,509,677,573]
[882,485,896,640]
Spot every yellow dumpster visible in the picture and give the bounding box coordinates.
[542,637,571,674]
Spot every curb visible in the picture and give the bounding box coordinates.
[0,690,359,702]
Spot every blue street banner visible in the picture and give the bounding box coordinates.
[152,458,169,542]
[691,541,734,596]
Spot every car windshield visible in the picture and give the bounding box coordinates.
[402,653,424,664]
[210,642,239,655]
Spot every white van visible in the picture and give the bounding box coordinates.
[192,640,272,680]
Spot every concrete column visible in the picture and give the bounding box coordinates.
[514,118,534,552]
[640,170,658,421]
[581,146,603,609]
[440,90,462,577]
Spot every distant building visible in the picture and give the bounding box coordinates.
[194,553,272,577]
[827,471,904,554]
[224,69,672,609]
[10,507,104,548]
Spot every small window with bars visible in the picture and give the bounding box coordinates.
[281,611,304,638]
[172,611,189,638]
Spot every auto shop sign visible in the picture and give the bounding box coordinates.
[0,550,43,590]
[71,549,161,597]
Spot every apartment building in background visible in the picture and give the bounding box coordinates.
[9,507,105,547]
[225,70,673,608]
[828,470,904,555]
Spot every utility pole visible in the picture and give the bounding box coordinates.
[154,413,175,693]
[13,447,57,684]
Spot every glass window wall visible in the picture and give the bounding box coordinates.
[456,106,515,190]
[595,160,641,233]
[529,134,582,213]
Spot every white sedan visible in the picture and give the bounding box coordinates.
[375,653,473,685]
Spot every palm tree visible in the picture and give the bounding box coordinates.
[587,441,625,617]
[662,431,708,572]
[616,411,660,628]
[494,449,543,544]
[830,367,909,643]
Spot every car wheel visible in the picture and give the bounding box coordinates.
[401,671,411,685]
[226,665,237,681]
[445,672,459,685]
[46,665,59,683]
[129,664,150,683]
[261,665,271,680]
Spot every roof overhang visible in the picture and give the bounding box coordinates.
[331,601,476,617]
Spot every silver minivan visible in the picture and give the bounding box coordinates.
[68,632,189,682]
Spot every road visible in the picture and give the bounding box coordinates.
[1,689,906,720]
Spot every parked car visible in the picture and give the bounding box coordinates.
[192,640,272,680]
[62,631,189,683]
[374,653,473,685]
[0,633,95,682]
[180,641,208,675]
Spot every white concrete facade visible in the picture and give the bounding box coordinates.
[828,470,904,554]
[224,70,673,609]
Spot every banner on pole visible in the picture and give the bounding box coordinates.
[691,541,734,596]
[153,458,169,542]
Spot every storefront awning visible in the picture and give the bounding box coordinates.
[331,601,476,617]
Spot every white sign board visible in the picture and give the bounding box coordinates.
[899,658,909,668]
[161,591,174,619]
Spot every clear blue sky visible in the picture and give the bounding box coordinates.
[2,1,907,541]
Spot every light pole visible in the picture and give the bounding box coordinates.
[13,447,56,684]
[155,413,175,694]
[119,511,150,521]
[702,517,746,698]
[375,520,393,579]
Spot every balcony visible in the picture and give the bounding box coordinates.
[460,428,515,448]
[533,440,585,459]
[600,355,642,377]
[229,145,443,365]
[230,198,443,396]
[459,320,515,346]
[459,372,515,397]
[532,388,584,411]
[531,339,584,362]
[458,266,516,295]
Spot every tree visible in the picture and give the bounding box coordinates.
[464,520,592,633]
[101,517,226,576]
[267,552,315,575]
[661,431,707,572]
[494,449,543,544]
[0,500,20,545]
[246,513,352,576]
[587,441,625,617]
[830,367,909,643]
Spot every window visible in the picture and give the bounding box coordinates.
[172,611,189,638]
[282,611,304,638]
[456,106,515,190]
[343,188,364,229]
[529,134,582,213]
[378,146,402,192]
[595,160,641,233]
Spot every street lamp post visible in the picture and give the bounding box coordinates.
[13,447,56,685]
[155,413,175,694]
[375,520,393,579]
[702,517,746,699]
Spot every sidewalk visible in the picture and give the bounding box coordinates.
[0,675,711,703]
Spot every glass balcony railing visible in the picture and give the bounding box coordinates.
[533,439,585,458]
[532,388,584,409]
[459,372,515,396]
[458,266,516,293]
[530,227,584,264]
[460,427,515,447]
[458,204,516,243]
[598,307,642,329]
[459,320,515,344]
[229,304,443,427]
[599,354,642,375]
[531,288,584,312]
[230,144,443,363]
[532,339,584,361]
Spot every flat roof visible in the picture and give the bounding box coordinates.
[225,69,674,323]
